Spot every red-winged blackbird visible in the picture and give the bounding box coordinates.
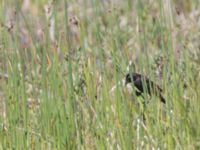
[125,73,166,103]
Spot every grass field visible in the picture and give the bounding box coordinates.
[0,0,200,149]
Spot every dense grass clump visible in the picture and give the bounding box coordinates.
[0,0,200,149]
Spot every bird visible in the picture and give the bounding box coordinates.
[125,73,166,103]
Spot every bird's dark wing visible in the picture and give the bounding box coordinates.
[134,76,144,93]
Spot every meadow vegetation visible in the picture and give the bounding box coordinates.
[0,0,200,149]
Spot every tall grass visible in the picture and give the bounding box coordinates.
[0,0,200,149]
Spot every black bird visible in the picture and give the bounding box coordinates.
[125,73,166,103]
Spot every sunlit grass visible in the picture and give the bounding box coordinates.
[0,0,200,149]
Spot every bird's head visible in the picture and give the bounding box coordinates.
[125,73,135,85]
[125,73,141,85]
[125,73,132,85]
